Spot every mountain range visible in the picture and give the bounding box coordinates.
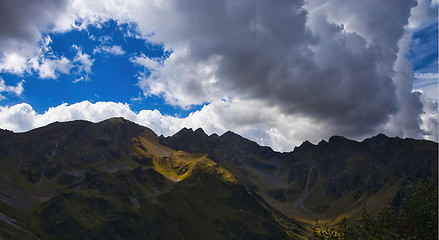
[0,118,437,239]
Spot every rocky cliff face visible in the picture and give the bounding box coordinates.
[0,118,437,239]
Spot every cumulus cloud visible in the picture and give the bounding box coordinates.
[0,100,331,151]
[135,0,436,142]
[0,101,135,133]
[0,53,28,75]
[0,103,37,132]
[36,57,72,79]
[420,96,438,142]
[385,0,438,140]
[0,0,436,149]
[126,0,418,140]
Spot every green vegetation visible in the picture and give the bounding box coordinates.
[159,127,438,228]
[311,178,438,240]
[0,118,437,239]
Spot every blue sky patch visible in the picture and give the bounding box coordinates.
[0,19,203,116]
[408,20,438,74]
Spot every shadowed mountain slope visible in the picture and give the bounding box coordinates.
[0,118,303,239]
[159,128,438,226]
[0,118,436,239]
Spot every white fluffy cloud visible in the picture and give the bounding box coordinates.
[0,100,333,151]
[36,57,72,79]
[0,53,28,75]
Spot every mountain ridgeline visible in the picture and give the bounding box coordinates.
[0,118,437,239]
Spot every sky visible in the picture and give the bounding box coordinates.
[0,0,437,152]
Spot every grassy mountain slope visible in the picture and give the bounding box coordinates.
[159,129,438,229]
[0,118,303,239]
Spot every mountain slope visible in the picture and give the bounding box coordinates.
[0,118,303,239]
[159,128,438,226]
[0,118,436,239]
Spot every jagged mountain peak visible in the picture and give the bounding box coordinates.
[328,135,349,143]
[194,127,206,135]
[317,139,328,146]
[298,140,314,148]
[220,130,238,138]
[363,133,391,146]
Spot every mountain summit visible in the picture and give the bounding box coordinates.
[0,118,437,239]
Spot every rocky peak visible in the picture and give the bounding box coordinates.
[194,127,207,137]
[363,133,391,146]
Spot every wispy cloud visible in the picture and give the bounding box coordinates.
[130,54,160,70]
[415,72,439,88]
[93,45,125,56]
[72,45,94,82]
[414,72,438,101]
[0,78,24,100]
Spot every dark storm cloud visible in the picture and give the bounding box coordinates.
[139,0,416,138]
[0,0,69,52]
[0,0,431,147]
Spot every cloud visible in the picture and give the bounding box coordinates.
[414,72,438,101]
[93,45,125,55]
[72,45,94,82]
[36,56,73,79]
[408,0,437,30]
[0,103,37,132]
[0,0,436,149]
[28,36,74,79]
[0,101,136,133]
[385,0,438,140]
[130,54,160,70]
[0,100,387,152]
[0,53,28,75]
[0,78,24,100]
[126,0,418,140]
[0,37,95,81]
[420,96,438,142]
[0,0,70,55]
